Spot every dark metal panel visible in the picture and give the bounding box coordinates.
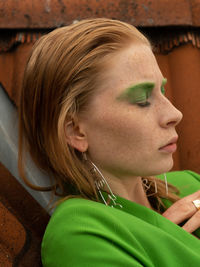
[0,0,199,29]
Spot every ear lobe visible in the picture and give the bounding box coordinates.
[64,120,88,152]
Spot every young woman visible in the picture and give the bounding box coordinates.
[18,18,200,266]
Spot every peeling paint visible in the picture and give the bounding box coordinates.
[44,0,51,13]
[58,0,66,14]
[24,14,32,27]
[142,4,149,12]
[147,18,154,24]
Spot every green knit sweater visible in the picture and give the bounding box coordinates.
[42,171,200,266]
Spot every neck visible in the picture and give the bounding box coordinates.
[101,170,152,209]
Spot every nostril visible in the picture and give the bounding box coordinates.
[166,120,178,126]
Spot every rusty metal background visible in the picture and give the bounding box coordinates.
[0,0,200,29]
[1,1,200,265]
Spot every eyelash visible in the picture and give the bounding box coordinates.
[137,85,166,108]
[137,101,151,107]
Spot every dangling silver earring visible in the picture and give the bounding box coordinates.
[142,178,158,197]
[82,152,88,161]
[164,173,168,196]
[91,162,123,209]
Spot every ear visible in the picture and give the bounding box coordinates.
[64,118,88,152]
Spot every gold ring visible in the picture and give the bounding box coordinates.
[192,199,200,211]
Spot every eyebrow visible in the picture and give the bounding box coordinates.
[117,82,155,103]
[162,78,167,86]
[161,78,167,94]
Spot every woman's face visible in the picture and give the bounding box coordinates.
[81,43,183,178]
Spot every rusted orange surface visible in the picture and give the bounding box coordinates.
[0,163,50,237]
[0,42,33,105]
[0,163,50,266]
[1,1,200,266]
[0,0,200,29]
[0,201,26,264]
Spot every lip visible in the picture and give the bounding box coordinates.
[159,136,178,153]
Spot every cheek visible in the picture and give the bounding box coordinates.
[86,108,153,159]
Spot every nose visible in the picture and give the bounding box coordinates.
[159,98,183,128]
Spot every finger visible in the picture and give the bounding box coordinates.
[162,190,200,224]
[162,202,195,224]
[182,210,200,233]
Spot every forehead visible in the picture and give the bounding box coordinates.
[100,44,163,92]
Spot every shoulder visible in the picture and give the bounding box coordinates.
[41,199,98,266]
[46,197,117,227]
[157,170,200,197]
[42,198,115,239]
[42,199,144,267]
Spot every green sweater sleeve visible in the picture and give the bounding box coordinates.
[41,200,150,267]
[157,170,200,237]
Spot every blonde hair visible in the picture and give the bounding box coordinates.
[18,18,179,211]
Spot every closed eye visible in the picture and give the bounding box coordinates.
[137,101,151,107]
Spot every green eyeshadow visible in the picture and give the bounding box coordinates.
[117,82,155,104]
[161,78,167,95]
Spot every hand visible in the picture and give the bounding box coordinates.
[162,190,200,234]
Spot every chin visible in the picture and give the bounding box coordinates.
[155,159,174,175]
[145,158,174,177]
